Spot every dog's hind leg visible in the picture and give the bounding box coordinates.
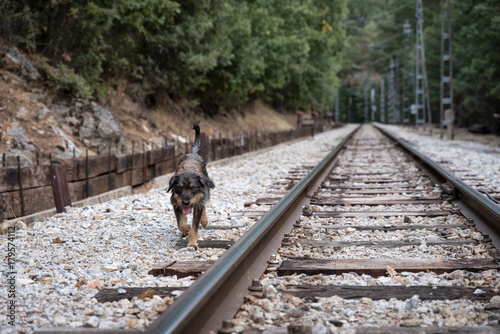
[174,207,190,237]
[200,206,208,228]
[187,207,203,249]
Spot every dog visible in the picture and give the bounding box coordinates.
[168,123,215,249]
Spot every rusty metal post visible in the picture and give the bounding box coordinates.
[130,141,134,187]
[108,143,112,191]
[50,163,71,213]
[142,142,146,183]
[17,156,25,216]
[85,149,89,198]
[160,142,164,176]
[173,138,177,171]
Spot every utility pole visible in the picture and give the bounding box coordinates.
[380,78,385,123]
[388,58,395,124]
[335,89,340,124]
[364,85,369,123]
[394,56,400,124]
[414,0,426,129]
[402,20,412,125]
[371,88,376,122]
[440,0,454,139]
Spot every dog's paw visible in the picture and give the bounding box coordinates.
[181,232,188,238]
[187,242,199,250]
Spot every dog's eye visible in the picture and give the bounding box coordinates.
[174,186,182,194]
[192,186,200,193]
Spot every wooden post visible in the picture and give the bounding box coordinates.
[50,163,71,213]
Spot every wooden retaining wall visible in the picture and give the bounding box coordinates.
[0,122,331,223]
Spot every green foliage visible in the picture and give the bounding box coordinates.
[0,0,347,114]
[36,59,94,98]
[336,0,500,128]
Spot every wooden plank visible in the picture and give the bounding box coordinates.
[245,198,281,207]
[1,186,55,219]
[297,238,479,248]
[317,189,423,195]
[114,168,145,188]
[69,174,114,200]
[115,152,145,173]
[281,285,500,301]
[278,258,500,276]
[62,155,116,181]
[244,326,500,333]
[49,164,71,213]
[311,224,468,231]
[146,148,168,166]
[304,210,450,218]
[205,224,246,230]
[36,328,141,333]
[0,165,51,192]
[94,286,187,303]
[175,239,233,249]
[311,197,441,206]
[148,261,176,277]
[229,211,268,218]
[322,185,416,190]
[149,261,215,278]
[327,177,410,183]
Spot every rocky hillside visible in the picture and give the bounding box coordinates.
[0,47,296,166]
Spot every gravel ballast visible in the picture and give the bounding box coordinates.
[0,125,357,333]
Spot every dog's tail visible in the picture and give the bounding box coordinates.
[191,122,201,154]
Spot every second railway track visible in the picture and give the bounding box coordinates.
[36,124,500,334]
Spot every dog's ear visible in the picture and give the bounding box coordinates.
[199,174,215,189]
[167,175,178,193]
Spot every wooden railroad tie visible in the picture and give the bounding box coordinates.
[309,223,469,232]
[94,286,187,303]
[174,239,233,249]
[149,260,215,277]
[277,258,500,276]
[281,285,500,301]
[244,196,442,207]
[296,238,482,249]
[302,210,451,218]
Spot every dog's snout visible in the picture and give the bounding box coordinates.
[182,198,190,206]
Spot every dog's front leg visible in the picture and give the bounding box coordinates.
[174,206,190,237]
[187,207,203,249]
[200,206,208,228]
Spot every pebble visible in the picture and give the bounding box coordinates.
[234,125,500,330]
[0,125,357,333]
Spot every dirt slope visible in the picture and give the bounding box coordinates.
[0,52,295,163]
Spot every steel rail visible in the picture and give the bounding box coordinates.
[147,126,360,334]
[375,124,500,248]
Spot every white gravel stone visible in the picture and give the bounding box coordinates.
[0,125,357,333]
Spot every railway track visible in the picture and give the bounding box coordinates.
[37,124,500,333]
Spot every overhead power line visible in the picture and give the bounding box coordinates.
[341,2,413,24]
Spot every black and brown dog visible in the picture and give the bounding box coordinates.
[168,123,215,249]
